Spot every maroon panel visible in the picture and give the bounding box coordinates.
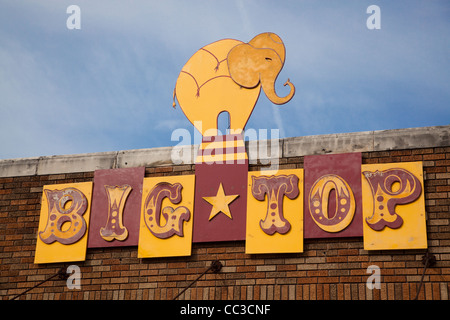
[193,135,248,242]
[304,153,363,238]
[87,167,145,248]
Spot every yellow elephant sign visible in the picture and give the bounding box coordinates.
[173,32,295,137]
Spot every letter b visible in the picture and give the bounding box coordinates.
[39,187,88,245]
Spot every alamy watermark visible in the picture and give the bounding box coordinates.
[170,123,281,171]
[63,4,383,292]
[66,4,380,31]
[66,265,81,290]
[366,265,381,289]
[367,5,381,30]
[66,5,81,30]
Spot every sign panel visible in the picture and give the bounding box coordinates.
[32,32,431,264]
[362,162,427,250]
[88,167,144,248]
[304,153,363,238]
[246,169,304,254]
[33,157,429,263]
[192,134,248,242]
[34,182,92,264]
[138,175,195,258]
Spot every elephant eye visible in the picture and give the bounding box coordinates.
[265,57,272,61]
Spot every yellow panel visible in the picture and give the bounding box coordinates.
[362,162,427,250]
[246,169,303,254]
[138,175,195,258]
[34,182,93,264]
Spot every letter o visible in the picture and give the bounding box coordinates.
[308,174,356,232]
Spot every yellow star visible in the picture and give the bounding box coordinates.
[202,183,239,221]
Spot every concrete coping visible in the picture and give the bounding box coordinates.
[0,125,448,177]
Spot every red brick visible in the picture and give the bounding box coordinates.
[423,154,446,160]
[338,249,358,256]
[154,166,173,173]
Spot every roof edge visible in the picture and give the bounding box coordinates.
[1,125,448,177]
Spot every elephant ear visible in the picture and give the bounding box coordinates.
[227,43,261,89]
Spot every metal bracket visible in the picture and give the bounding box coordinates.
[210,260,223,273]
[421,251,436,268]
[173,260,222,300]
[10,266,68,300]
[414,251,437,300]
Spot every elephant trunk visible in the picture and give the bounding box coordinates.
[261,78,295,105]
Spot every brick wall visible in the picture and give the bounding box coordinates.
[1,127,449,300]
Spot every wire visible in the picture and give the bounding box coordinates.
[172,260,222,300]
[10,267,68,300]
[413,251,436,300]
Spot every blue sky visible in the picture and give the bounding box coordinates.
[0,0,449,159]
